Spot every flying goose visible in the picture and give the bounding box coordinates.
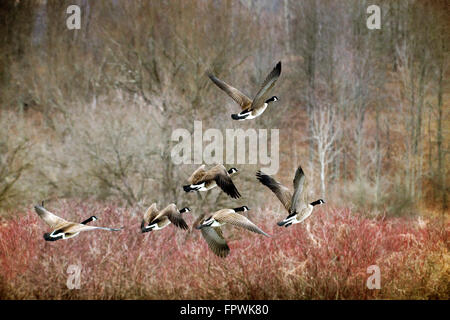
[141,203,191,233]
[256,166,325,227]
[34,204,123,241]
[183,164,241,199]
[207,61,281,120]
[196,206,270,258]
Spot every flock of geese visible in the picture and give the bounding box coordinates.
[33,61,325,258]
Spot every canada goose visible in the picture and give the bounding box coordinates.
[183,164,241,199]
[196,206,270,258]
[256,166,325,227]
[207,61,281,120]
[34,205,123,241]
[141,203,191,233]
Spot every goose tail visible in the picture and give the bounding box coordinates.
[277,220,287,227]
[231,113,248,120]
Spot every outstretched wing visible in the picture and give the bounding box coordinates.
[201,227,230,258]
[256,170,292,211]
[251,61,281,109]
[157,204,188,230]
[34,205,68,229]
[290,166,308,214]
[187,165,207,184]
[216,211,270,237]
[207,73,252,110]
[142,203,159,225]
[206,165,241,199]
[64,224,123,234]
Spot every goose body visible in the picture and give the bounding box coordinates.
[233,102,270,121]
[196,206,270,258]
[208,61,281,121]
[277,203,313,227]
[183,164,240,199]
[188,181,216,192]
[34,205,123,241]
[141,203,190,233]
[256,166,325,227]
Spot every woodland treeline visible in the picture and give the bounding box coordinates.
[0,0,448,216]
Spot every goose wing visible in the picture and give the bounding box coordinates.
[62,224,123,234]
[142,203,159,225]
[250,61,281,109]
[290,166,308,214]
[207,73,252,110]
[187,165,207,184]
[157,204,188,230]
[215,210,270,237]
[256,170,292,211]
[201,227,230,258]
[204,165,241,199]
[34,205,69,229]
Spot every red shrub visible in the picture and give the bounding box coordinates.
[0,200,448,299]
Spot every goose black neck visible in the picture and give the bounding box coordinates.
[310,199,324,206]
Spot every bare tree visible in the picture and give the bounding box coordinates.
[310,103,341,198]
[0,113,33,210]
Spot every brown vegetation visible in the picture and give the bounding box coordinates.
[0,0,448,216]
[0,0,448,300]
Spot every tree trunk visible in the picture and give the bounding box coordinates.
[320,151,326,199]
[436,51,446,211]
[375,104,382,205]
[284,0,290,53]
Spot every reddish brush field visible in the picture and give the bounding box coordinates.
[0,200,448,299]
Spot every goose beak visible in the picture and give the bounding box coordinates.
[195,224,204,230]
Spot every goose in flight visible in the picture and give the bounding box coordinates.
[256,166,324,227]
[141,203,191,233]
[207,61,281,120]
[196,206,270,258]
[34,204,123,241]
[183,164,240,199]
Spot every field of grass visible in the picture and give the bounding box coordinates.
[0,200,448,299]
